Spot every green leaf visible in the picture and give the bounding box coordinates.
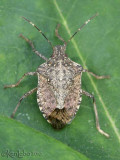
[0,0,120,160]
[0,116,89,160]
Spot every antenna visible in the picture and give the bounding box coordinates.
[22,17,54,50]
[67,13,99,44]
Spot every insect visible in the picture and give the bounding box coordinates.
[4,13,110,137]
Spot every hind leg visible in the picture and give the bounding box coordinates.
[82,90,109,138]
[11,87,37,118]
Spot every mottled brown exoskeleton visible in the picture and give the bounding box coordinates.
[4,13,110,137]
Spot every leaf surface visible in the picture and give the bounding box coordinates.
[0,0,120,160]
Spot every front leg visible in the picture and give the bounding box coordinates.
[4,72,37,88]
[82,90,109,138]
[19,34,48,61]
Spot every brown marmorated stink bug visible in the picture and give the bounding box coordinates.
[4,13,110,137]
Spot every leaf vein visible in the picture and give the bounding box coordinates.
[53,0,120,142]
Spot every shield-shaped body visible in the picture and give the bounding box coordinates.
[37,45,83,129]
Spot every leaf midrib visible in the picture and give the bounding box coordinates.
[53,0,120,142]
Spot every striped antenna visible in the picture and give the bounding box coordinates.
[67,13,99,44]
[22,17,54,50]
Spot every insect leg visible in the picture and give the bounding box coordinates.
[55,24,67,44]
[4,72,37,88]
[82,90,109,138]
[83,69,110,79]
[11,87,37,118]
[19,34,48,61]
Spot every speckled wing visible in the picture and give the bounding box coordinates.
[64,74,82,123]
[37,74,57,118]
